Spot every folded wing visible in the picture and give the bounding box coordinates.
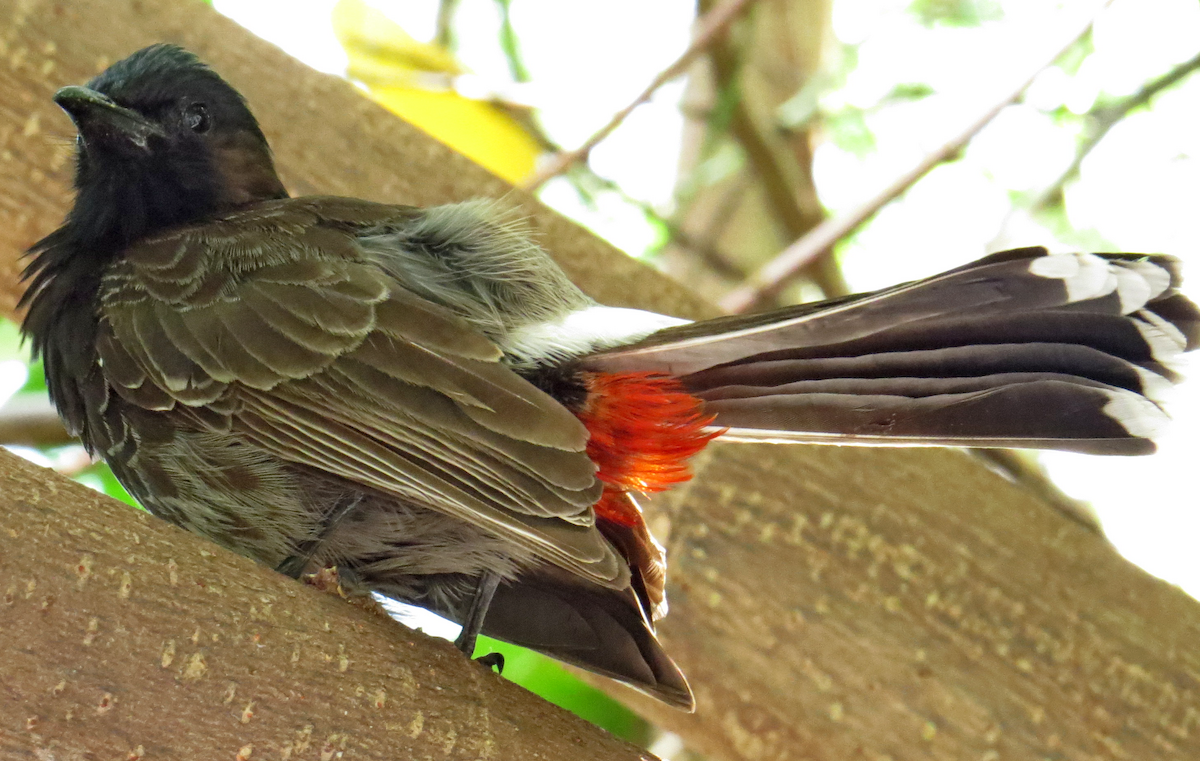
[98,198,624,587]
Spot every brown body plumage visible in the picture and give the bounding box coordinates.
[22,45,1199,710]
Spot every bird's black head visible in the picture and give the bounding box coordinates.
[54,44,288,247]
[20,45,290,398]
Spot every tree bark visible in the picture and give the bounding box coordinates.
[1,1,1198,760]
[0,447,654,760]
[625,445,1200,760]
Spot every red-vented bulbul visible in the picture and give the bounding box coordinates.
[21,45,1200,710]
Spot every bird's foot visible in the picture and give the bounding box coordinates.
[297,565,388,617]
[298,564,347,595]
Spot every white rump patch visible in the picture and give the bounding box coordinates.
[504,306,691,361]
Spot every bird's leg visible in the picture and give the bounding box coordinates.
[276,494,364,579]
[454,571,504,672]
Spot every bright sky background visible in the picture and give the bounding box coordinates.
[164,0,1200,598]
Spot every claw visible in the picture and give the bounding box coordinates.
[475,652,505,673]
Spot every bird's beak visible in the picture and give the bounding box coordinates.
[53,85,165,152]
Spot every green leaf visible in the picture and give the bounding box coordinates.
[886,82,936,103]
[21,360,46,394]
[827,108,876,157]
[88,461,141,508]
[0,318,28,362]
[909,0,1003,27]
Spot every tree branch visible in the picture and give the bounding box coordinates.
[1027,47,1200,214]
[719,1,1112,314]
[0,394,73,448]
[2,3,1198,760]
[661,0,832,310]
[524,0,761,191]
[435,0,460,50]
[0,446,653,759]
[705,19,842,297]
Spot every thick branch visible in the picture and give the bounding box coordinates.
[619,445,1200,760]
[0,394,72,448]
[704,8,842,299]
[1,2,1198,760]
[0,447,652,759]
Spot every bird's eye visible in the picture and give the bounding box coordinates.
[184,102,211,134]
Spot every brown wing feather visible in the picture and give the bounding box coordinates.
[98,198,625,589]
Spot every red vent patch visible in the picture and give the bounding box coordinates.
[575,371,722,526]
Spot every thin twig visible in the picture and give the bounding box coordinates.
[494,0,532,83]
[1028,48,1200,213]
[524,0,760,191]
[719,1,1113,314]
[434,0,460,50]
[559,163,749,278]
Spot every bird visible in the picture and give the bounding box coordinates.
[20,44,1199,711]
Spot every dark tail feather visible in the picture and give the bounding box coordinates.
[586,249,1199,455]
[481,570,694,710]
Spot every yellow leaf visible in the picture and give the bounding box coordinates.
[372,87,541,185]
[332,0,541,183]
[333,0,463,81]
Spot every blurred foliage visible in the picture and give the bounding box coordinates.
[0,317,25,363]
[1054,31,1095,76]
[910,0,1003,27]
[22,360,44,393]
[332,0,540,184]
[493,0,532,83]
[825,108,877,157]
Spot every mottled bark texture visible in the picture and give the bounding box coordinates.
[1,1,1198,760]
[0,447,652,759]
